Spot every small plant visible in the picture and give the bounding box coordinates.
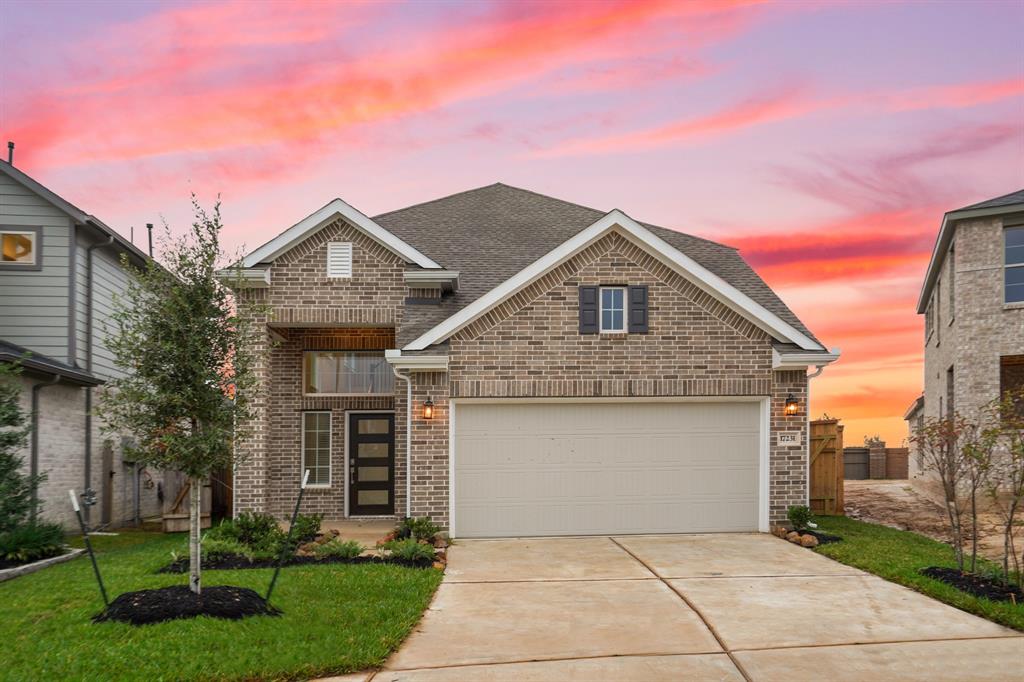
[315,539,364,560]
[395,516,441,543]
[787,505,813,531]
[233,511,282,546]
[204,513,286,559]
[289,513,322,544]
[200,536,251,561]
[0,522,65,563]
[383,538,435,563]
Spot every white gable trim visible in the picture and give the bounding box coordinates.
[242,198,441,269]
[403,209,824,352]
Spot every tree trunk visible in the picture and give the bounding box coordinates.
[189,477,201,595]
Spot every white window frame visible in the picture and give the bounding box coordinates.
[599,286,626,333]
[302,351,394,397]
[1005,225,1024,304]
[0,226,41,270]
[326,241,353,278]
[301,411,332,488]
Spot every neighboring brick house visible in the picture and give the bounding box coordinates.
[0,159,163,530]
[906,190,1024,479]
[225,184,838,537]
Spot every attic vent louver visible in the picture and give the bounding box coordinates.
[327,242,352,278]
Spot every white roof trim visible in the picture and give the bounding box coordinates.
[772,348,841,370]
[241,198,442,269]
[404,209,824,351]
[384,349,449,371]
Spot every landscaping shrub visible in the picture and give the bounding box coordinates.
[395,517,441,543]
[0,522,65,563]
[200,513,285,560]
[314,539,364,560]
[384,538,435,563]
[201,537,252,562]
[787,505,813,531]
[289,513,322,544]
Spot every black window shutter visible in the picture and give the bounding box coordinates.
[579,286,598,334]
[628,285,648,333]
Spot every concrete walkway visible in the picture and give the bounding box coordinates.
[357,534,1022,681]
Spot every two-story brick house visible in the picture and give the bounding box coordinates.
[226,184,838,538]
[907,189,1024,478]
[0,157,163,529]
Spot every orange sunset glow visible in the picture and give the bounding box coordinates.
[2,0,1022,446]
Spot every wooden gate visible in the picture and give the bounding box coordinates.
[843,447,870,480]
[809,419,844,515]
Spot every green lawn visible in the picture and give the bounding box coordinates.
[1,531,442,681]
[813,516,1024,631]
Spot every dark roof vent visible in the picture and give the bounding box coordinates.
[6,141,13,166]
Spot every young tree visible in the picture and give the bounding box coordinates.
[99,199,261,594]
[0,363,43,533]
[983,390,1024,588]
[912,415,973,570]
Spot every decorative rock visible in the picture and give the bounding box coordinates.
[432,561,445,570]
[772,526,789,538]
[786,531,801,543]
[800,534,819,548]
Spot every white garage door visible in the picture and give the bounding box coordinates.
[453,401,762,538]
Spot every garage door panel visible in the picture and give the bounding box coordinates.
[454,401,761,537]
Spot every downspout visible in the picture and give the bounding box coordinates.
[84,235,116,525]
[805,364,826,506]
[391,366,412,518]
[30,376,61,520]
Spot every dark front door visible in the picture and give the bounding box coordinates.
[349,413,395,516]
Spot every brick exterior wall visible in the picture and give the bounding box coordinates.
[923,216,1024,423]
[15,376,161,530]
[913,214,1024,480]
[234,215,407,517]
[235,225,811,528]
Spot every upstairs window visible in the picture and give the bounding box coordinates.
[303,351,393,395]
[0,227,40,269]
[1005,226,1024,303]
[327,242,352,278]
[600,287,626,333]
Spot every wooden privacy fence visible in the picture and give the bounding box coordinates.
[809,419,844,515]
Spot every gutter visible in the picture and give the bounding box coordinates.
[83,235,117,524]
[30,376,62,520]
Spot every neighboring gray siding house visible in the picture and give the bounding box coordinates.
[0,159,162,529]
[225,184,838,538]
[907,190,1024,479]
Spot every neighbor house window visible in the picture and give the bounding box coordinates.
[1001,355,1024,419]
[1005,226,1024,303]
[302,412,331,486]
[599,287,626,333]
[0,227,40,269]
[946,366,954,418]
[303,351,393,395]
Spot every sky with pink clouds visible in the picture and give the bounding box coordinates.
[2,0,1023,445]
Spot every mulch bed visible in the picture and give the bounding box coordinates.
[803,529,843,545]
[93,585,281,626]
[157,554,434,574]
[920,567,1024,603]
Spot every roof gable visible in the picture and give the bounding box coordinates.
[403,209,824,351]
[242,197,441,269]
[916,188,1024,313]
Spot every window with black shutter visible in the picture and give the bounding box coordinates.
[579,285,648,334]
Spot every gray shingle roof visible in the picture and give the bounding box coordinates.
[373,183,818,347]
[953,189,1024,212]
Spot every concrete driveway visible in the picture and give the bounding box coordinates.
[371,534,1023,681]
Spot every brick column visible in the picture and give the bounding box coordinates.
[770,370,809,526]
[409,371,450,527]
[233,299,270,514]
[869,441,888,479]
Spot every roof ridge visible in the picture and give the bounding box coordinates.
[371,182,506,220]
[953,188,1024,212]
